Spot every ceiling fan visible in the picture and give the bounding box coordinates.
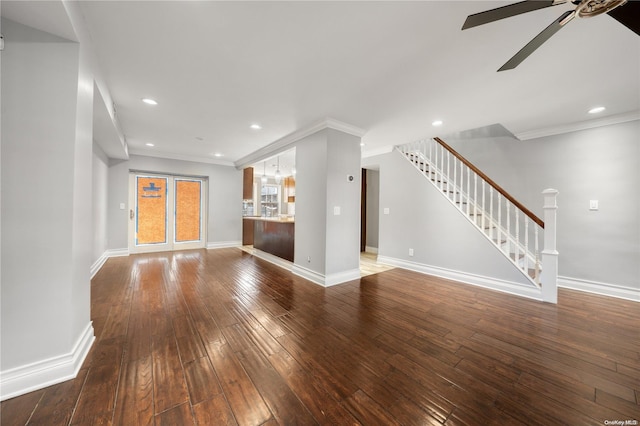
[462,0,640,71]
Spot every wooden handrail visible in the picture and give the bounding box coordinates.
[433,137,544,229]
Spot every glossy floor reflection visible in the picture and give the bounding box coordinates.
[2,248,638,425]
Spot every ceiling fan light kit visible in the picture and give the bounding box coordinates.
[462,0,639,71]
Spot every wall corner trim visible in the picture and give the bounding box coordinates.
[0,322,95,401]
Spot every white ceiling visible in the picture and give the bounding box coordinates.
[3,1,639,166]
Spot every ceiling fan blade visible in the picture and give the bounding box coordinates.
[462,0,560,30]
[607,0,640,36]
[498,10,575,71]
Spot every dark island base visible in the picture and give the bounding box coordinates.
[252,219,294,262]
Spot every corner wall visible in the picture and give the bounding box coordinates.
[1,18,94,400]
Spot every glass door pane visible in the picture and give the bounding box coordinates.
[136,176,168,245]
[175,179,201,243]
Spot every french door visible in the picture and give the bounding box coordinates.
[128,173,207,253]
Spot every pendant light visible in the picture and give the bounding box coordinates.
[275,156,281,184]
[261,161,267,183]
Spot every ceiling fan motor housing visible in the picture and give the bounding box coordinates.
[576,0,628,18]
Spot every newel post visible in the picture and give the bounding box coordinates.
[541,189,559,303]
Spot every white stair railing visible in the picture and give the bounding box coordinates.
[397,138,558,303]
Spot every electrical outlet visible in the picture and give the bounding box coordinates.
[589,200,599,211]
[409,248,414,257]
[383,207,390,215]
[307,256,311,263]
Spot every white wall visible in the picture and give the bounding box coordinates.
[92,143,109,263]
[445,120,640,293]
[1,18,94,398]
[107,155,242,250]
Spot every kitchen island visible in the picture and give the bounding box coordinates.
[243,217,294,262]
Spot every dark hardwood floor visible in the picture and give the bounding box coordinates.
[2,248,639,425]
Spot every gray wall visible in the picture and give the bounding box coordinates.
[324,129,362,275]
[364,150,531,285]
[92,144,109,264]
[445,120,639,290]
[293,128,362,278]
[107,155,242,250]
[1,19,93,371]
[365,169,380,250]
[294,130,328,274]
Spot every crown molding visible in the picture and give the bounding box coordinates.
[361,144,394,158]
[235,117,366,170]
[127,149,235,167]
[515,111,640,141]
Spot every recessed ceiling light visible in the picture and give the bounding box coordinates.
[214,153,223,157]
[432,120,443,127]
[588,106,606,114]
[145,143,155,147]
[142,98,158,105]
[250,124,262,130]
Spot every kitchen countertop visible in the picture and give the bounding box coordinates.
[243,216,294,223]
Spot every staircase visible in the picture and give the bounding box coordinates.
[397,137,559,303]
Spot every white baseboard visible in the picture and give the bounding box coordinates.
[325,268,361,286]
[90,253,109,279]
[90,248,129,279]
[0,322,95,401]
[291,265,361,287]
[365,246,379,254]
[377,256,543,301]
[206,240,242,250]
[291,264,326,286]
[251,249,294,271]
[559,276,639,302]
[105,248,129,257]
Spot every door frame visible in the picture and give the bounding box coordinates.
[128,172,208,254]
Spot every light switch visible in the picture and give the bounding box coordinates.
[333,206,341,215]
[383,207,390,215]
[119,203,125,210]
[589,200,599,211]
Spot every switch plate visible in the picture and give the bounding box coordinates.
[383,207,390,215]
[119,203,125,210]
[409,248,414,257]
[333,206,341,215]
[589,200,599,211]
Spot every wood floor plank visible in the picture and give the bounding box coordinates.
[183,357,223,404]
[267,350,361,425]
[0,389,44,426]
[151,337,190,414]
[155,402,195,426]
[27,368,89,426]
[203,340,272,426]
[4,248,638,425]
[112,356,154,426]
[237,346,317,425]
[192,394,238,425]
